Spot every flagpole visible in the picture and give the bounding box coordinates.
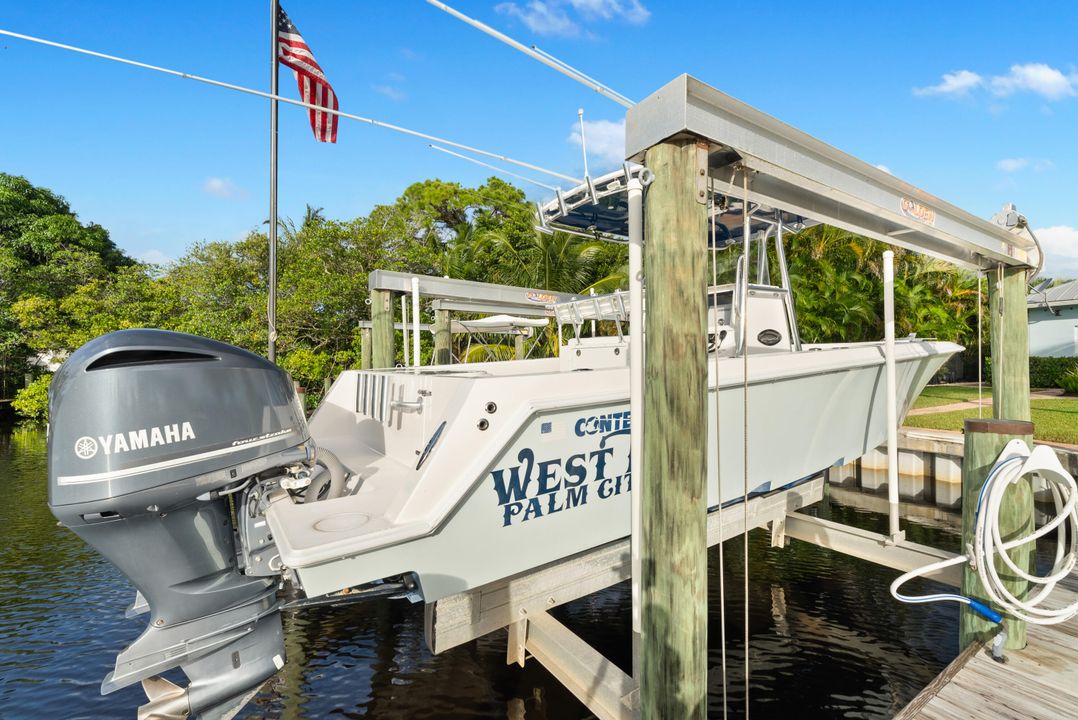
[267,0,280,363]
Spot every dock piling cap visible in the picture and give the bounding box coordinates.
[964,418,1035,436]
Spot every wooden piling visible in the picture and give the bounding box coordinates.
[990,266,1031,421]
[957,263,1035,651]
[961,418,1034,651]
[514,333,525,361]
[433,309,452,365]
[641,138,708,719]
[371,289,395,369]
[360,328,372,370]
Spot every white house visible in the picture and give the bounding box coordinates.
[1027,279,1078,357]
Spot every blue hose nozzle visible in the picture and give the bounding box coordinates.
[968,599,1003,624]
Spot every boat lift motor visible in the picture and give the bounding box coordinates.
[47,329,314,719]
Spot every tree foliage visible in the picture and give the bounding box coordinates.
[3,173,988,421]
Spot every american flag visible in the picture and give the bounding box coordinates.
[277,6,338,143]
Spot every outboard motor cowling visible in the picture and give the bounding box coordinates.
[48,329,311,719]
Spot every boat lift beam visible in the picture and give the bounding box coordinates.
[369,271,579,310]
[429,298,554,318]
[625,75,1038,272]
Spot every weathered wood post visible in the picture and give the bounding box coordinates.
[514,333,525,360]
[641,137,709,719]
[960,418,1034,650]
[433,308,452,365]
[360,327,372,370]
[991,267,1032,421]
[371,289,395,369]
[959,265,1034,650]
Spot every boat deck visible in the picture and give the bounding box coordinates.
[895,574,1078,720]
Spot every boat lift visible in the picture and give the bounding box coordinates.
[364,271,577,368]
[419,74,1040,720]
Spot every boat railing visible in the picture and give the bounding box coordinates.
[553,291,630,343]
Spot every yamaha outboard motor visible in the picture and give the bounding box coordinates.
[48,329,312,719]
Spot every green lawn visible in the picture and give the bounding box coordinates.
[912,384,984,409]
[904,398,1078,445]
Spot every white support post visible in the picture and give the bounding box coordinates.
[883,250,904,543]
[411,277,422,370]
[627,177,644,652]
[401,296,410,367]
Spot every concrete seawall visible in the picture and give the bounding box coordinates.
[827,428,1078,510]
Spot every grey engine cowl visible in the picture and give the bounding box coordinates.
[47,329,310,720]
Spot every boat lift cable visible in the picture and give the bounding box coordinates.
[428,145,559,192]
[890,440,1078,625]
[977,271,984,418]
[0,27,580,185]
[741,168,751,719]
[709,187,729,720]
[424,1,634,109]
[530,45,636,107]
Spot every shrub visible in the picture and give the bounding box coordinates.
[984,356,1077,388]
[12,374,51,423]
[1060,366,1078,395]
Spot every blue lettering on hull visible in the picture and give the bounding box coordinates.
[493,413,631,527]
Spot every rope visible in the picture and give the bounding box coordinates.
[709,186,729,720]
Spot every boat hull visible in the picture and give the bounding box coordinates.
[270,340,959,603]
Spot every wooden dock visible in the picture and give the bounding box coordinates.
[896,575,1078,720]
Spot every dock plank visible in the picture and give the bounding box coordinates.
[898,591,1078,720]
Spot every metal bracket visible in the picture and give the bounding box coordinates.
[769,518,786,548]
[695,141,709,205]
[507,617,528,667]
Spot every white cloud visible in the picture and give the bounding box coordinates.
[568,117,625,169]
[372,84,406,101]
[916,63,1078,102]
[495,0,650,37]
[913,69,983,97]
[134,249,173,266]
[1036,225,1078,278]
[201,177,245,200]
[990,63,1077,100]
[875,164,892,175]
[996,157,1054,173]
[496,1,579,36]
[997,158,1029,173]
[567,0,649,24]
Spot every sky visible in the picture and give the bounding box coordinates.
[2,1,1077,276]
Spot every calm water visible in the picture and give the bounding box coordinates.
[0,429,965,719]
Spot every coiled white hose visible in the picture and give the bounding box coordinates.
[891,439,1078,625]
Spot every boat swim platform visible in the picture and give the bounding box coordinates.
[895,574,1078,720]
[424,477,823,719]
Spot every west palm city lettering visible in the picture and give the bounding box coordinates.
[491,445,631,526]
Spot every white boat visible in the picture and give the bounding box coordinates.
[271,287,959,603]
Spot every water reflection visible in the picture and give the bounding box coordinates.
[2,430,963,719]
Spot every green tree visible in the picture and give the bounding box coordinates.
[0,173,133,399]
